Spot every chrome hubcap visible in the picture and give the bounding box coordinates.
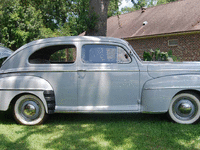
[20,100,40,121]
[24,104,36,116]
[178,103,192,115]
[173,99,196,120]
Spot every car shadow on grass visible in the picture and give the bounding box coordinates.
[0,110,167,125]
[47,113,168,124]
[0,110,15,125]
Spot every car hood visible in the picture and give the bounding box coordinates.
[0,46,13,59]
[147,61,200,78]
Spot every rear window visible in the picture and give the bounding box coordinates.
[29,45,76,64]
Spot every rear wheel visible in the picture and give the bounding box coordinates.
[13,95,47,125]
[168,92,200,124]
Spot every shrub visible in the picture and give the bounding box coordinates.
[143,48,168,61]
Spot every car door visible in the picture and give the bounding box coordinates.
[77,43,140,112]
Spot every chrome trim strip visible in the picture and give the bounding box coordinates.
[83,69,139,72]
[3,69,139,74]
[55,105,139,112]
[144,86,200,90]
[3,70,77,74]
[148,69,200,72]
[0,88,44,91]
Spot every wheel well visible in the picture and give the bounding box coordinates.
[166,89,200,114]
[9,93,41,111]
[174,90,200,99]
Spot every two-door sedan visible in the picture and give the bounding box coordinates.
[0,36,200,125]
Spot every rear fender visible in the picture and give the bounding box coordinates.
[0,76,54,113]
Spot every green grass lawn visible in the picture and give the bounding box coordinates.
[0,111,200,150]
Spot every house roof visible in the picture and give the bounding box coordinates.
[80,0,200,39]
[107,0,200,39]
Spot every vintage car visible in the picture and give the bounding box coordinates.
[0,36,200,125]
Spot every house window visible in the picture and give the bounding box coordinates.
[168,39,178,46]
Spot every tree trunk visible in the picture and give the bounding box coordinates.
[85,0,110,36]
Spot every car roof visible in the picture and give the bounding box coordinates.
[16,36,128,52]
[2,36,130,67]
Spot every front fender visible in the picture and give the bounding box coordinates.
[0,76,53,112]
[141,75,200,112]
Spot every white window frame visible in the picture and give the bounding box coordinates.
[168,39,178,46]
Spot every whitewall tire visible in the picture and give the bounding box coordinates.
[14,95,47,125]
[168,92,200,124]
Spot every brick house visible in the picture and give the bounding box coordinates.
[106,0,200,61]
[81,0,200,61]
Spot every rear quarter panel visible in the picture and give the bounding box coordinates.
[0,76,53,112]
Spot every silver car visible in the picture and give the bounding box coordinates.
[0,36,200,125]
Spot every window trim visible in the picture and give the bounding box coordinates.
[28,44,77,64]
[168,39,178,46]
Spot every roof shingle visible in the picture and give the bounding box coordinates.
[107,0,200,38]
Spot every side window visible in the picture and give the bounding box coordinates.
[81,45,131,64]
[29,45,76,64]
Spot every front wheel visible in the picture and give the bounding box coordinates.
[13,95,47,125]
[168,92,200,124]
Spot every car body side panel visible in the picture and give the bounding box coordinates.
[142,75,200,112]
[31,71,78,107]
[0,76,53,111]
[148,62,200,78]
[77,42,140,112]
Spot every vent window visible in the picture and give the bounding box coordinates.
[168,39,178,46]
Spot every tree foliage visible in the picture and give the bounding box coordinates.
[131,0,147,10]
[130,0,178,10]
[156,0,178,5]
[121,6,135,14]
[0,0,73,50]
[108,0,122,18]
[0,0,43,50]
[1,0,179,50]
[0,0,121,50]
